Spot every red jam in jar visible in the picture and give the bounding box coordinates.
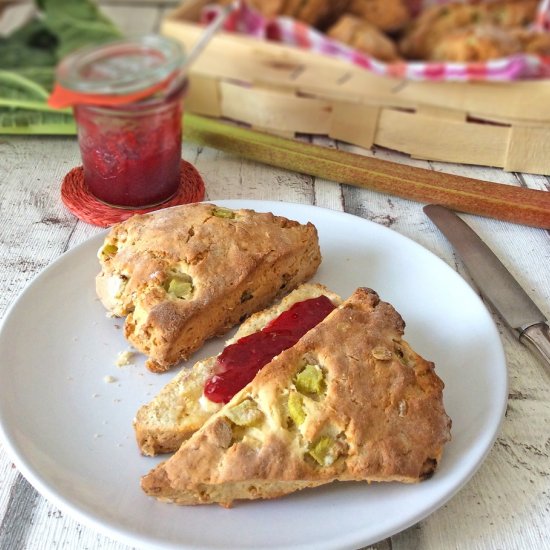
[203,295,336,404]
[55,35,186,208]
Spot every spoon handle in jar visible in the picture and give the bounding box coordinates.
[181,2,238,72]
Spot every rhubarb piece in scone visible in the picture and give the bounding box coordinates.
[141,288,452,507]
[134,283,342,456]
[96,203,321,372]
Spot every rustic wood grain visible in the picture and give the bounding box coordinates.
[0,474,39,550]
[0,1,549,549]
[2,140,550,550]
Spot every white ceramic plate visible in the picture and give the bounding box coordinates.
[0,200,507,550]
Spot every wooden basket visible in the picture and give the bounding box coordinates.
[162,0,550,175]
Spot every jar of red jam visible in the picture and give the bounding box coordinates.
[53,35,186,208]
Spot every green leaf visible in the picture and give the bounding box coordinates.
[0,71,50,101]
[14,68,56,92]
[0,19,58,70]
[41,0,122,58]
[0,108,76,134]
[0,0,121,135]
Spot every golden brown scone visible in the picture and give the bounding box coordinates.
[348,0,411,33]
[96,203,321,372]
[214,0,338,34]
[142,288,452,507]
[223,0,350,28]
[134,283,342,456]
[484,0,538,28]
[399,0,537,60]
[429,24,522,62]
[512,29,550,56]
[399,3,484,60]
[282,0,350,29]
[327,14,401,62]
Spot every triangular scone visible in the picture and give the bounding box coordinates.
[134,283,343,456]
[96,203,321,372]
[141,288,452,507]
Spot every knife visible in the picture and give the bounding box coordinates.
[424,204,550,371]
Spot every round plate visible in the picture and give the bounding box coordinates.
[0,200,507,550]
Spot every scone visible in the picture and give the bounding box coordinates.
[399,3,484,59]
[485,0,538,28]
[96,203,321,372]
[135,283,342,456]
[141,288,452,507]
[399,0,538,60]
[327,14,401,62]
[222,0,350,28]
[512,29,550,56]
[347,0,411,33]
[429,25,521,62]
[283,0,350,29]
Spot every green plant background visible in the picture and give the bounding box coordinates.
[0,0,122,134]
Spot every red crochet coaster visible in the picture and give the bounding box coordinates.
[61,160,206,227]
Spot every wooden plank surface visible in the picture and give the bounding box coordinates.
[0,2,549,550]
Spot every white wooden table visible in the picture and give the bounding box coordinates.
[1,2,549,549]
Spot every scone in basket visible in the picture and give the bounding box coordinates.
[162,0,550,174]
[204,0,550,81]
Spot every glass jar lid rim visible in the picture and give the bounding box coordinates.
[55,34,185,96]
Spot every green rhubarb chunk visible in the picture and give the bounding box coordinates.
[294,364,324,395]
[212,207,235,219]
[225,399,263,426]
[101,243,118,258]
[308,436,334,466]
[166,276,193,299]
[288,391,306,426]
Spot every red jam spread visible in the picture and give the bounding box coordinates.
[203,295,336,404]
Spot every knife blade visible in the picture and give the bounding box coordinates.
[424,204,550,370]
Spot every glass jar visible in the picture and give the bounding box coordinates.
[55,35,186,208]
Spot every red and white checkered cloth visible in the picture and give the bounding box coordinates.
[202,0,550,81]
